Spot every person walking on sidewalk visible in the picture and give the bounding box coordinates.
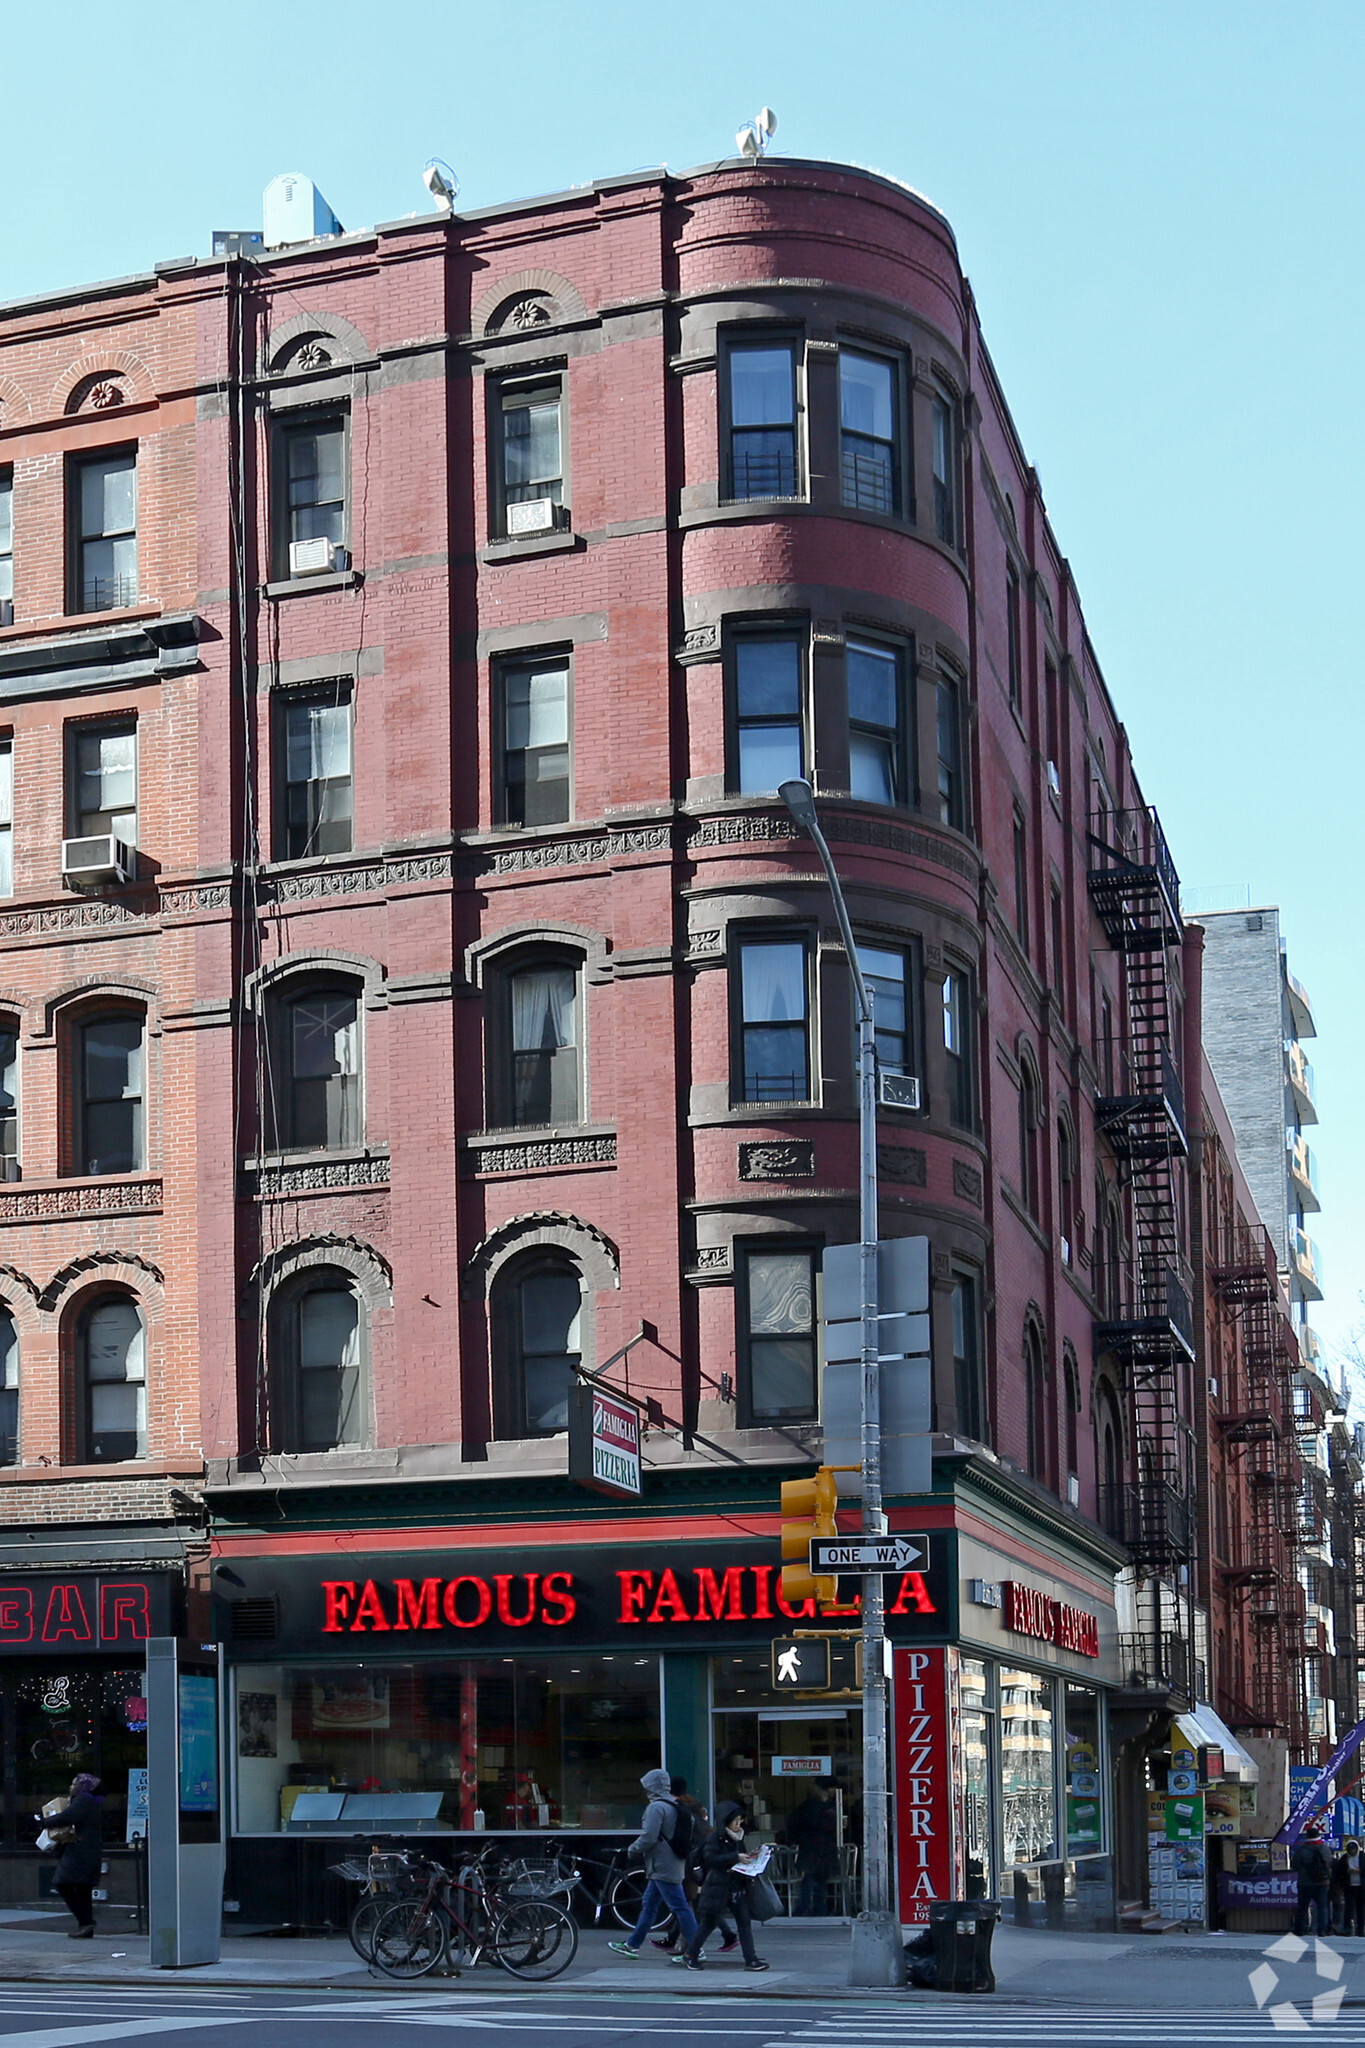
[1334,1838,1365,1936]
[676,1801,768,1973]
[1292,1820,1332,1937]
[40,1774,104,1939]
[608,1769,699,1959]
[650,1777,738,1957]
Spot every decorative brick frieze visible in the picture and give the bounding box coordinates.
[738,1141,815,1181]
[0,1178,163,1225]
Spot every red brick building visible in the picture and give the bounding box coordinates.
[0,155,1319,1925]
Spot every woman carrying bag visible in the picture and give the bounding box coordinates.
[38,1774,104,1939]
[675,1801,770,1972]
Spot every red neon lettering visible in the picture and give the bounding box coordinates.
[694,1567,745,1622]
[0,1586,32,1640]
[322,1581,356,1632]
[393,1579,442,1631]
[495,1574,538,1627]
[887,1572,937,1615]
[617,1570,653,1623]
[350,1580,391,1632]
[442,1577,493,1629]
[541,1571,576,1625]
[775,1581,816,1620]
[99,1583,150,1643]
[41,1584,92,1644]
[648,1569,690,1623]
[750,1566,774,1620]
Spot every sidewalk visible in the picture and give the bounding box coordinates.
[0,1908,1362,2007]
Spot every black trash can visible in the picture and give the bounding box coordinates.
[927,1898,1001,1993]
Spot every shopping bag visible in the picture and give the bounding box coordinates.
[34,1830,54,1854]
[747,1872,783,1922]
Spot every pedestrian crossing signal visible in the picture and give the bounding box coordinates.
[771,1637,831,1690]
[780,1466,839,1606]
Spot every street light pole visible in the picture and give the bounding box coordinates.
[780,780,903,1987]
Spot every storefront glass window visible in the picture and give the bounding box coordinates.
[960,1655,994,1898]
[231,1653,660,1834]
[1,1663,146,1846]
[1063,1682,1103,1855]
[999,1666,1056,1872]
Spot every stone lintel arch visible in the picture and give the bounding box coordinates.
[245,950,386,1013]
[465,922,607,990]
[52,350,157,416]
[42,1251,165,1318]
[265,309,372,376]
[462,1211,619,1301]
[41,978,158,1040]
[472,268,590,339]
[244,1235,393,1318]
[0,1265,42,1337]
[0,377,33,427]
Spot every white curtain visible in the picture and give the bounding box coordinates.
[512,966,575,1052]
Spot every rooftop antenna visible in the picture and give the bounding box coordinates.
[736,107,777,162]
[422,159,459,213]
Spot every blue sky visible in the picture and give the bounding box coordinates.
[5,1,1362,1364]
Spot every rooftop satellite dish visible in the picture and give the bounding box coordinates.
[735,107,778,161]
[423,160,459,213]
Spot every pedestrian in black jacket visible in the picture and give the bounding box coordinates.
[41,1774,104,1937]
[676,1801,769,1972]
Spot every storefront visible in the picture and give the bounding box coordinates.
[0,1567,180,1904]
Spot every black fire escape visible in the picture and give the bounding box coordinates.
[1089,808,1197,1689]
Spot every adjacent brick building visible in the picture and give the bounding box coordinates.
[0,153,1344,1926]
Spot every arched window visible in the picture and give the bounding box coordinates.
[80,1011,144,1175]
[0,1021,17,1179]
[1063,1346,1081,1482]
[1094,1379,1123,1530]
[1057,1116,1076,1262]
[272,1271,366,1453]
[1024,1320,1049,1484]
[501,958,579,1127]
[0,1308,17,1464]
[81,1294,146,1462]
[494,1255,582,1438]
[272,982,361,1150]
[1018,1054,1040,1217]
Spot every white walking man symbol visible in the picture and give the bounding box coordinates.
[777,1646,802,1684]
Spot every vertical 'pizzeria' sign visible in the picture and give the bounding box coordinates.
[568,1382,643,1498]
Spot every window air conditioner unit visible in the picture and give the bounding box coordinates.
[62,835,134,887]
[877,1072,921,1112]
[0,601,13,628]
[505,497,563,537]
[289,536,346,577]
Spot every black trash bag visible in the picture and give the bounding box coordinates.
[904,1927,937,1986]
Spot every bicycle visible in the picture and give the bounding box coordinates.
[329,1850,426,1963]
[534,1840,671,1935]
[371,1853,578,1981]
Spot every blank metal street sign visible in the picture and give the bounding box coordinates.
[810,1534,927,1573]
[771,1637,831,1689]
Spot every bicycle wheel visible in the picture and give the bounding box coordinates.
[347,1893,391,1963]
[371,1899,448,1979]
[492,1899,579,1981]
[607,1869,671,1931]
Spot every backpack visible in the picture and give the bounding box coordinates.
[666,1802,699,1866]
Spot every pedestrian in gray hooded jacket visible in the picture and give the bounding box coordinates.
[608,1769,699,1956]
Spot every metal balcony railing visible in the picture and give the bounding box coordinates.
[1099,1478,1195,1567]
[1116,1631,1204,1701]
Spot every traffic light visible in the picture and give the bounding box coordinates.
[781,1465,839,1605]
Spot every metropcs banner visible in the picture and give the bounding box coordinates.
[893,1645,965,1924]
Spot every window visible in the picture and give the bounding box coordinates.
[71,720,137,846]
[932,392,956,545]
[1024,1321,1049,1484]
[72,451,136,613]
[740,1244,817,1422]
[727,339,798,500]
[80,1014,143,1175]
[0,471,11,609]
[942,968,974,1128]
[496,1255,582,1437]
[1058,1117,1076,1262]
[278,987,360,1150]
[277,414,345,571]
[847,638,907,804]
[737,936,810,1103]
[839,349,898,513]
[936,673,963,829]
[1095,1378,1122,1503]
[1051,884,1065,999]
[0,1023,16,1179]
[856,943,915,1081]
[733,633,804,794]
[1005,563,1022,708]
[951,1270,985,1442]
[495,378,564,531]
[1012,806,1029,948]
[280,688,352,858]
[0,741,10,895]
[502,960,579,1127]
[500,655,570,825]
[275,1275,364,1453]
[1100,991,1115,1095]
[1018,1055,1040,1218]
[0,1309,16,1465]
[81,1294,146,1462]
[1064,1348,1081,1481]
